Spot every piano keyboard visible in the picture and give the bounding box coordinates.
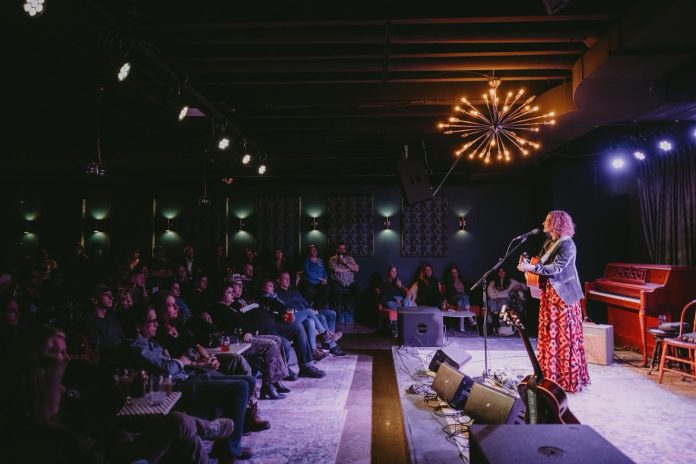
[587,290,640,305]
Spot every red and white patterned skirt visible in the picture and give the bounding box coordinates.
[537,281,590,393]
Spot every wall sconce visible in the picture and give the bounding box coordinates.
[310,217,319,230]
[23,220,35,234]
[238,218,246,231]
[383,216,392,229]
[93,219,101,233]
[165,218,175,232]
[458,216,467,230]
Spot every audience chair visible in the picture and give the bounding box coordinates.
[658,300,696,384]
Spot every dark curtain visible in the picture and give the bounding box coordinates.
[637,145,696,265]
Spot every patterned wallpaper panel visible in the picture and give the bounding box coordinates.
[255,196,301,257]
[401,195,448,257]
[327,196,373,257]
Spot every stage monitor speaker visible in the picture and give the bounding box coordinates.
[428,346,472,373]
[464,383,525,424]
[398,309,444,347]
[469,424,635,464]
[397,159,432,204]
[431,363,474,409]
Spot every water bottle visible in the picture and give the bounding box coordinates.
[162,375,173,396]
[658,314,667,327]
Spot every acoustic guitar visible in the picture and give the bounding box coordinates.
[500,306,580,425]
[519,252,542,299]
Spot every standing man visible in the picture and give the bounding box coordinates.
[328,242,360,325]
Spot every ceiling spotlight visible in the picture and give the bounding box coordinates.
[218,136,230,150]
[257,164,267,175]
[198,180,209,205]
[611,157,625,169]
[658,140,673,152]
[178,105,189,122]
[23,0,45,17]
[117,62,131,82]
[86,138,106,176]
[633,151,646,161]
[241,153,251,165]
[86,161,106,176]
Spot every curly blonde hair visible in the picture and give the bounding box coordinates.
[547,210,575,237]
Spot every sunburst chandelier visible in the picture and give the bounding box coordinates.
[438,77,556,164]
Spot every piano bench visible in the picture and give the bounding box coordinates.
[647,326,682,375]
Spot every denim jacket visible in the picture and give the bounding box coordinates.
[130,335,188,381]
[533,238,584,306]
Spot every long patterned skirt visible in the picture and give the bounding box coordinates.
[248,335,289,385]
[537,282,590,393]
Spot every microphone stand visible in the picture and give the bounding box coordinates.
[470,236,529,380]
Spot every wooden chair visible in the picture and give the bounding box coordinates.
[658,299,696,384]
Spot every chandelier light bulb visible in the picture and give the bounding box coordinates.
[241,153,251,165]
[633,151,646,161]
[258,164,267,175]
[658,140,673,151]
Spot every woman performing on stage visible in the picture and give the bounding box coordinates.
[518,210,590,393]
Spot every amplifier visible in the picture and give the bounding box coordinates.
[582,323,614,365]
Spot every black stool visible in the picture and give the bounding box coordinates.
[647,322,688,375]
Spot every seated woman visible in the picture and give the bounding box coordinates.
[211,284,290,400]
[486,267,527,330]
[301,244,330,309]
[380,265,409,309]
[413,264,445,308]
[443,265,476,326]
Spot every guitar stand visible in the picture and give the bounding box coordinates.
[471,236,529,380]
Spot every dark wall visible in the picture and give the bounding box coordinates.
[1,157,651,298]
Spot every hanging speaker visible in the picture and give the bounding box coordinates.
[397,159,432,205]
[464,383,525,424]
[431,363,474,409]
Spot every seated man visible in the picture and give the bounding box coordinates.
[275,272,346,358]
[236,279,325,379]
[130,307,260,461]
[16,324,236,464]
[81,285,125,353]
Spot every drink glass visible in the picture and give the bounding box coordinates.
[220,336,230,352]
[147,375,165,406]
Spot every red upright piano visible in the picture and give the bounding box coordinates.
[584,263,696,366]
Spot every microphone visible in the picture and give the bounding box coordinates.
[514,228,541,240]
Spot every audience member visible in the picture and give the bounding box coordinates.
[328,242,360,325]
